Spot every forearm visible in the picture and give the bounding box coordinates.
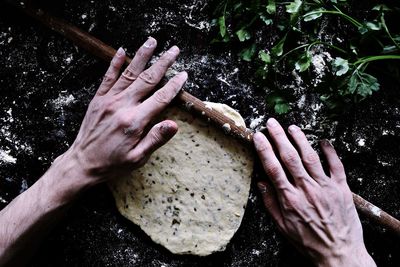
[0,150,90,266]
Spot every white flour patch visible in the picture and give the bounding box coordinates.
[52,94,76,107]
[0,196,7,204]
[311,51,332,86]
[1,106,33,161]
[357,138,365,147]
[370,206,381,217]
[0,150,17,164]
[249,115,265,130]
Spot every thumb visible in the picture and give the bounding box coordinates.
[127,120,178,164]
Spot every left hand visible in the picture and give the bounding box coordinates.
[60,37,187,187]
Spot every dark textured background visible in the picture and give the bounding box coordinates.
[0,0,399,266]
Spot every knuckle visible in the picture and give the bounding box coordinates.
[168,78,181,89]
[256,142,270,154]
[102,73,114,84]
[138,70,158,85]
[269,127,284,138]
[124,121,143,137]
[153,89,171,104]
[129,152,145,165]
[103,98,118,113]
[264,162,281,178]
[110,57,119,67]
[281,150,300,167]
[136,48,150,58]
[303,151,320,166]
[116,114,132,128]
[157,58,171,68]
[122,68,138,81]
[333,161,345,172]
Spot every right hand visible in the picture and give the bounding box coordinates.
[254,118,376,267]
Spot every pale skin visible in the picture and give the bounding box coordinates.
[253,121,376,267]
[0,37,375,266]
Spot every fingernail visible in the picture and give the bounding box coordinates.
[168,45,179,54]
[116,47,125,57]
[267,118,278,128]
[160,122,177,136]
[288,125,300,133]
[321,139,332,147]
[257,182,268,194]
[160,123,171,135]
[143,37,155,48]
[179,71,188,79]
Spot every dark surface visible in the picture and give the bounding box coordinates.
[0,0,399,266]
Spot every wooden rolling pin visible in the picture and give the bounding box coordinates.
[10,2,400,235]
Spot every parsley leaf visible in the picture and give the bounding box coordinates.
[239,44,257,61]
[267,95,291,114]
[266,0,276,14]
[258,50,271,64]
[295,51,312,72]
[332,57,349,76]
[303,8,325,22]
[271,35,287,57]
[286,0,302,14]
[236,29,251,41]
[218,16,227,38]
[347,71,380,97]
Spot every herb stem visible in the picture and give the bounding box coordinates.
[302,10,362,28]
[380,14,400,51]
[353,55,400,65]
[306,41,347,54]
[277,44,309,62]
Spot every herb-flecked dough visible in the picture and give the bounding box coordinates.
[109,103,253,256]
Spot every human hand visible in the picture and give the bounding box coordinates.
[0,38,187,266]
[62,37,187,186]
[253,118,376,267]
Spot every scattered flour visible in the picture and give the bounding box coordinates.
[0,150,17,164]
[370,206,382,217]
[51,94,76,108]
[311,51,332,86]
[357,138,366,147]
[249,115,265,130]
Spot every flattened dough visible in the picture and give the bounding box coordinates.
[109,102,253,256]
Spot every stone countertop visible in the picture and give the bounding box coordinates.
[0,0,399,266]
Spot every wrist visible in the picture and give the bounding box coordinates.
[40,149,95,207]
[315,244,376,267]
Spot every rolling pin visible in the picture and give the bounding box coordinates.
[8,1,400,235]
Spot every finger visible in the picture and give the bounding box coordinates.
[266,118,313,187]
[96,47,126,96]
[111,37,157,94]
[127,120,178,164]
[136,71,187,124]
[320,139,346,184]
[253,132,295,194]
[124,45,180,101]
[257,182,284,228]
[288,125,327,182]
